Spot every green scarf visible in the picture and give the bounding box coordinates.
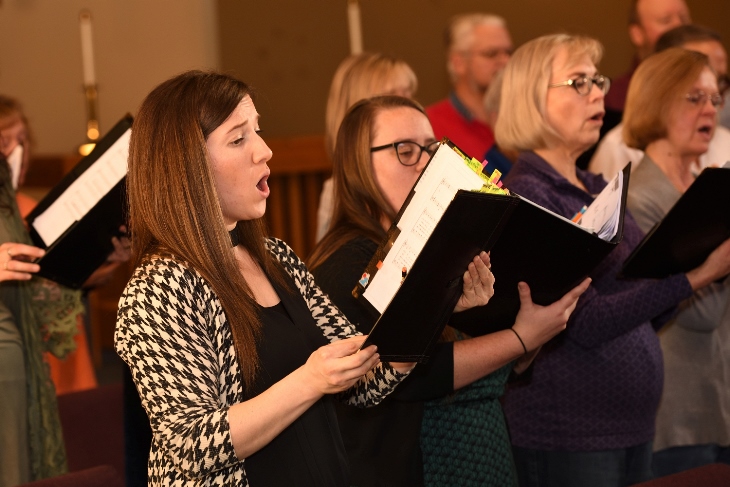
[0,162,84,480]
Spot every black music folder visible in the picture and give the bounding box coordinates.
[360,190,517,362]
[355,142,629,361]
[620,166,730,279]
[450,174,628,338]
[25,115,132,288]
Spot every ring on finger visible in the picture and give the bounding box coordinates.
[3,261,7,271]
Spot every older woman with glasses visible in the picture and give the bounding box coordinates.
[308,95,589,487]
[624,47,730,478]
[496,34,730,487]
[589,24,730,182]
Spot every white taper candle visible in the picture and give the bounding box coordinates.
[79,11,96,86]
[347,0,363,55]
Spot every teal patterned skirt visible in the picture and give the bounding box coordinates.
[421,363,517,487]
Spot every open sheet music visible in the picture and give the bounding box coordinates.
[361,143,628,316]
[355,142,630,359]
[25,115,133,288]
[362,142,499,312]
[32,129,129,247]
[576,169,625,241]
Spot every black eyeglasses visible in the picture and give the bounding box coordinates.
[685,90,724,109]
[548,75,611,96]
[370,140,440,166]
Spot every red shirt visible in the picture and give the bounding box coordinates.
[426,94,494,160]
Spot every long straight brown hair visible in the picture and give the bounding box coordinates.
[128,70,285,390]
[308,95,427,271]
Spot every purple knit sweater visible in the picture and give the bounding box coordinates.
[502,152,693,451]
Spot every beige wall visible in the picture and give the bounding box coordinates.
[2,0,728,153]
[0,0,218,154]
[219,0,730,139]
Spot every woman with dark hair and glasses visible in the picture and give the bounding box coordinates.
[316,52,419,241]
[496,34,730,487]
[308,95,590,487]
[624,47,730,477]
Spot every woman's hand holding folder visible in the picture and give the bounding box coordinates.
[0,241,44,281]
[685,237,730,291]
[453,251,496,313]
[82,225,131,288]
[451,276,592,387]
[508,277,591,374]
[512,277,592,352]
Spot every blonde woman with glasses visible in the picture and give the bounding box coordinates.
[497,34,730,487]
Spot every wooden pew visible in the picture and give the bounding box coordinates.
[263,134,331,260]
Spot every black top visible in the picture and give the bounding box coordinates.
[244,299,349,486]
[312,237,455,487]
[115,239,407,485]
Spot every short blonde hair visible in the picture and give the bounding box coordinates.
[495,34,603,153]
[325,53,418,157]
[623,48,709,150]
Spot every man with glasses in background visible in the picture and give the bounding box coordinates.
[590,24,730,180]
[426,13,512,160]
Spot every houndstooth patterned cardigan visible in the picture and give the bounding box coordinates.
[115,238,407,486]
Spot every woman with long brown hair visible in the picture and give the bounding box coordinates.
[115,71,495,486]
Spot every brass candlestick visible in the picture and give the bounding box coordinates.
[79,85,99,156]
[78,10,99,156]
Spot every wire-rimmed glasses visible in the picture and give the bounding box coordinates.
[685,90,724,109]
[548,75,611,96]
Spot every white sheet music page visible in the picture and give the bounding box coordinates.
[363,144,486,313]
[577,169,623,241]
[32,129,131,246]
